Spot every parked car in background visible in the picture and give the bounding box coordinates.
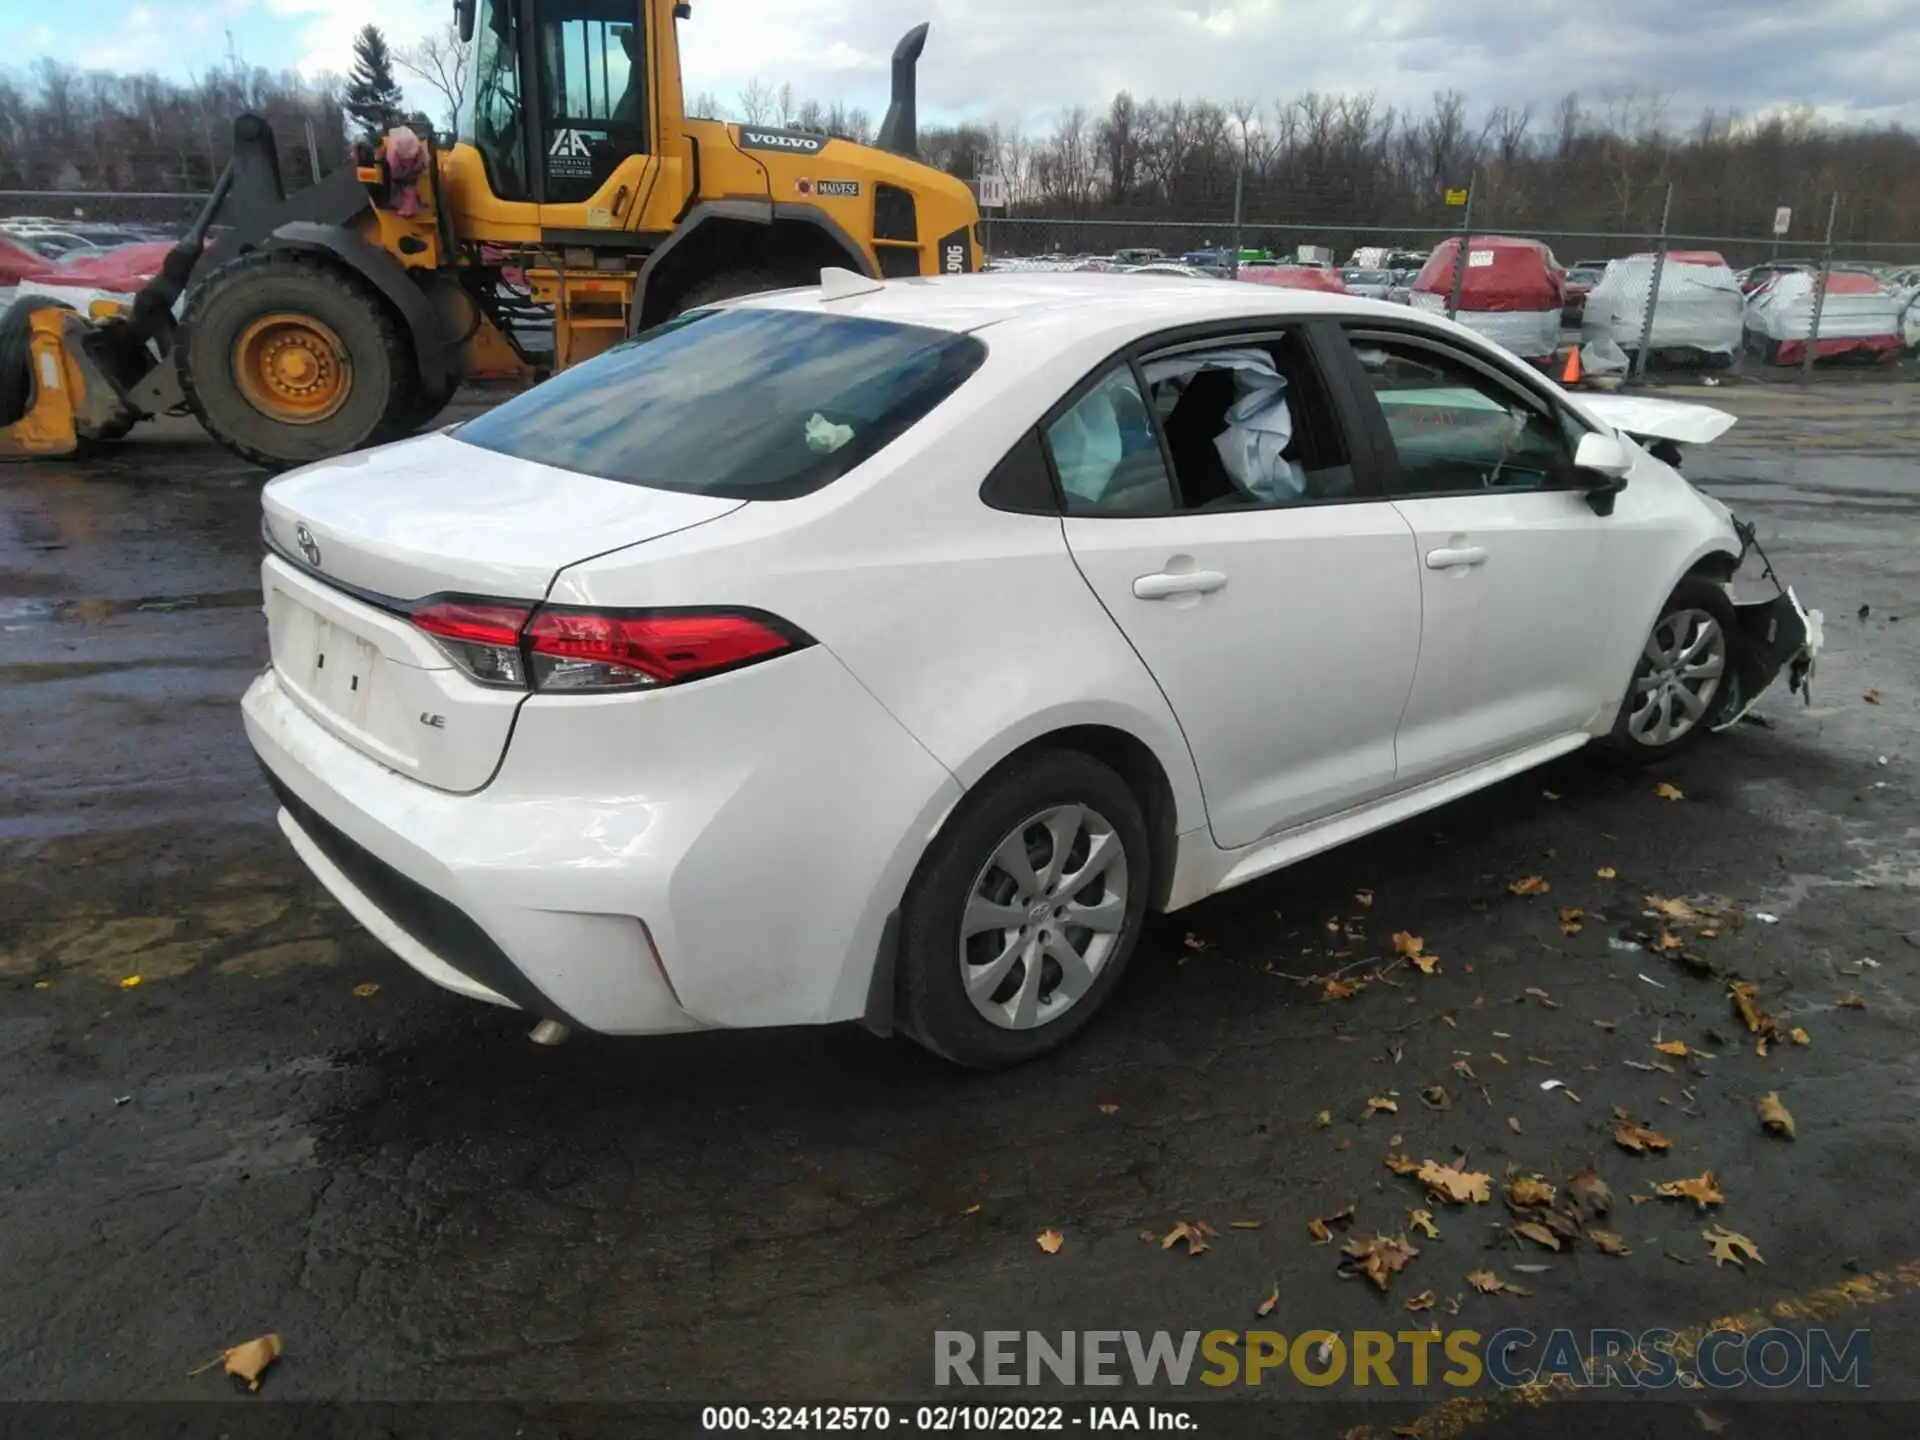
[1736,261,1811,296]
[1340,268,1396,300]
[1239,264,1348,294]
[14,231,100,260]
[1563,263,1607,323]
[243,270,1813,1067]
[1126,263,1217,279]
[1113,248,1166,267]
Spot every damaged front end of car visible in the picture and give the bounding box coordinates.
[1581,394,1823,732]
[1715,517,1823,731]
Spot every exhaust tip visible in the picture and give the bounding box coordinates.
[528,1018,572,1046]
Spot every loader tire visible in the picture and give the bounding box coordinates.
[177,251,412,472]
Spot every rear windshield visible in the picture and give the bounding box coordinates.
[454,307,987,500]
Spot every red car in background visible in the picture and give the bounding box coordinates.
[1236,264,1348,294]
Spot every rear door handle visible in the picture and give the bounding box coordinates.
[1133,569,1228,600]
[1425,546,1488,570]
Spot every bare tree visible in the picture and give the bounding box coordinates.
[736,77,774,125]
[394,22,470,135]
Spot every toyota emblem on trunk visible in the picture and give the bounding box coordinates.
[294,524,321,568]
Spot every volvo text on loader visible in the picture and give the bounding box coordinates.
[0,0,981,470]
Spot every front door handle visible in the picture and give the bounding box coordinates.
[1425,546,1488,571]
[1133,569,1228,600]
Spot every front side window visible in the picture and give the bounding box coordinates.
[536,0,648,201]
[454,308,986,500]
[461,0,528,201]
[1348,336,1573,497]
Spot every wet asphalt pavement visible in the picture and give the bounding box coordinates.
[2,381,1919,1435]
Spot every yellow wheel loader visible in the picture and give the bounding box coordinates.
[0,0,979,470]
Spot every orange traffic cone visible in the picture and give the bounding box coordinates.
[1561,346,1583,385]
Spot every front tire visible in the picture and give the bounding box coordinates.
[177,252,411,471]
[1606,578,1739,764]
[896,751,1152,1069]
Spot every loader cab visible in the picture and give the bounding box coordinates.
[458,0,661,207]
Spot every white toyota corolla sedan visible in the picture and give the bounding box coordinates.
[242,272,1816,1067]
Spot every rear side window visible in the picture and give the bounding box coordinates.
[454,308,986,499]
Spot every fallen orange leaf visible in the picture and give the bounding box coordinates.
[1758,1092,1796,1139]
[1391,931,1424,957]
[1256,1284,1279,1317]
[1514,1221,1561,1251]
[1160,1220,1208,1256]
[1409,952,1441,975]
[1591,1229,1631,1256]
[1365,1096,1399,1117]
[1647,894,1698,922]
[1653,1171,1726,1207]
[190,1334,282,1392]
[1506,1176,1555,1208]
[1614,1120,1674,1154]
[1342,1233,1419,1292]
[1404,1289,1436,1312]
[1509,875,1551,897]
[1466,1269,1530,1297]
[1597,867,1618,880]
[1655,782,1685,801]
[1036,1229,1064,1254]
[1654,1039,1690,1057]
[1704,1225,1764,1267]
[1414,1160,1492,1205]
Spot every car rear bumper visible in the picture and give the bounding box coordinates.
[242,646,963,1035]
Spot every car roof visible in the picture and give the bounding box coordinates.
[730,270,1414,340]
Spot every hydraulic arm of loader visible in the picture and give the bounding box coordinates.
[0,114,384,460]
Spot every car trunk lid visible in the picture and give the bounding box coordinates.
[259,433,743,792]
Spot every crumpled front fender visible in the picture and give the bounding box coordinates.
[1716,583,1823,731]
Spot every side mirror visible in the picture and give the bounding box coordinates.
[1574,431,1633,516]
[454,0,476,43]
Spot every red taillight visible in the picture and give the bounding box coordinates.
[408,599,804,693]
[525,609,799,691]
[411,600,533,688]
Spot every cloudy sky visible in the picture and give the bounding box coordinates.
[6,0,1919,131]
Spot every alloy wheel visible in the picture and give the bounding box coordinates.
[958,803,1129,1030]
[1628,607,1728,746]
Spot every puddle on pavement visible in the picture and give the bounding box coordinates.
[0,588,260,629]
[2,886,352,985]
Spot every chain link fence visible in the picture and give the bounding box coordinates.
[981,205,1920,383]
[5,184,1915,384]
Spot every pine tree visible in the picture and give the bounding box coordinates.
[344,25,405,138]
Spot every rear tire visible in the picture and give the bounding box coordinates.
[896,751,1152,1069]
[1604,578,1740,765]
[176,251,412,472]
